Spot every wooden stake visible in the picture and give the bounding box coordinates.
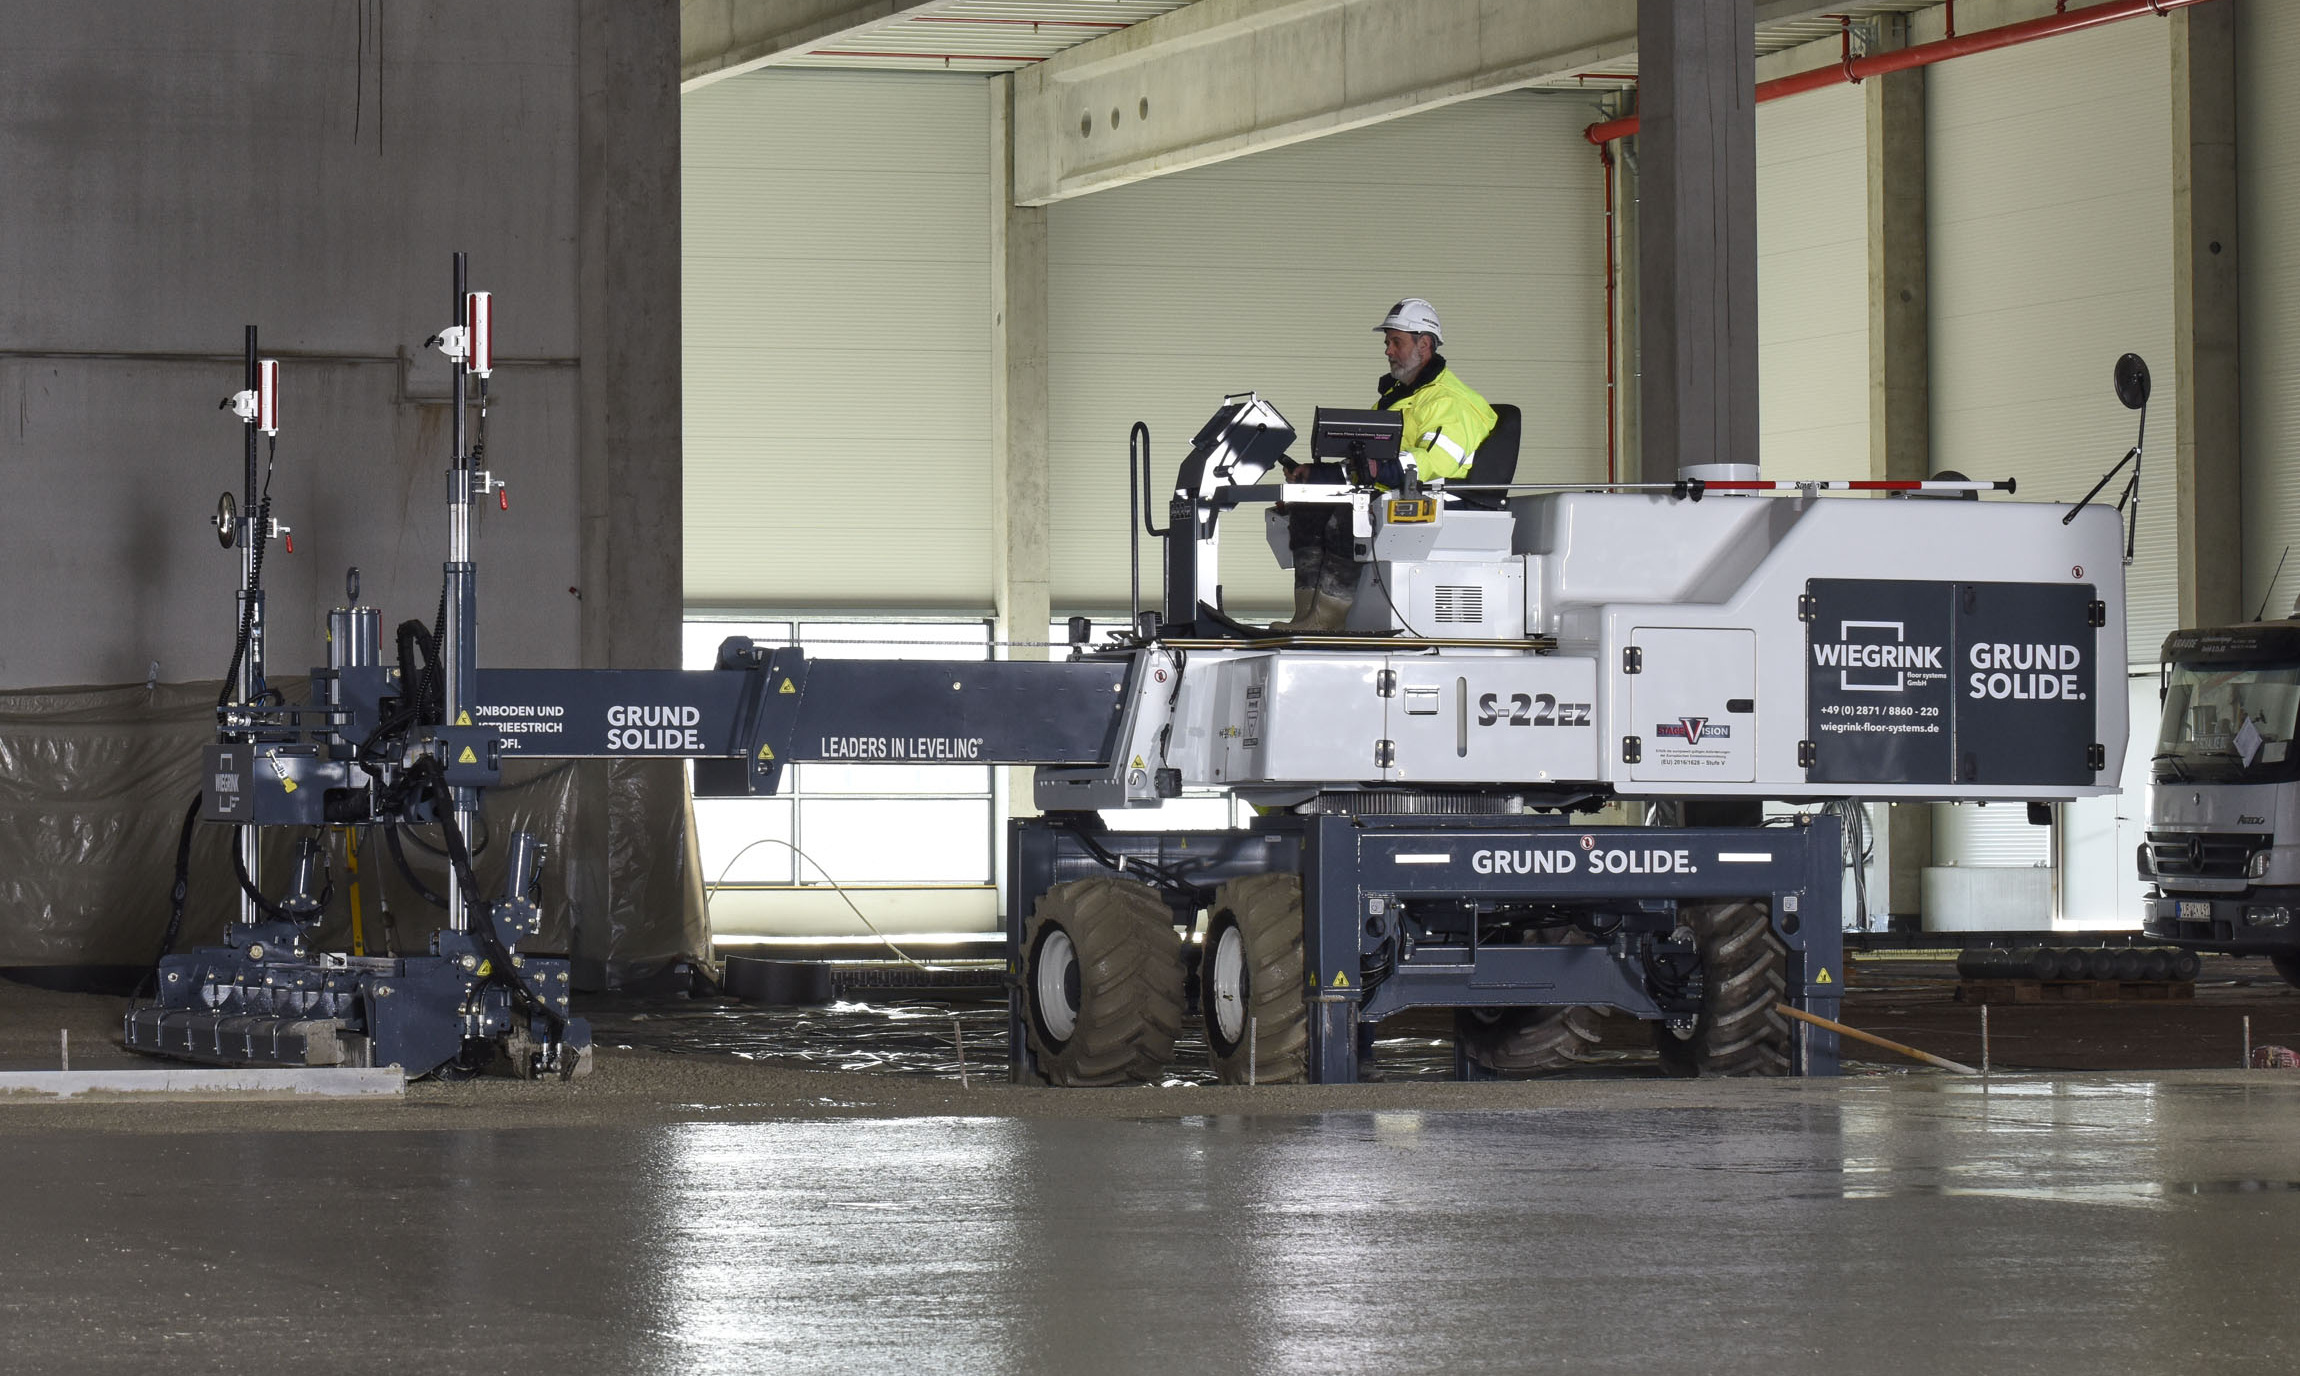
[1777,1003,1981,1075]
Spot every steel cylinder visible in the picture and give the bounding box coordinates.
[326,605,380,669]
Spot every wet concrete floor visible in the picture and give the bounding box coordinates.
[5,1075,2299,1374]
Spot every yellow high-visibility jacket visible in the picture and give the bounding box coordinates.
[1379,354,1496,482]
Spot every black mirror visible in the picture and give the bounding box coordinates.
[2114,353,2151,410]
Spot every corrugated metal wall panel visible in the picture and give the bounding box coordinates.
[1045,92,1606,616]
[2240,2,2300,617]
[1928,20,2177,664]
[683,72,993,610]
[1757,82,1870,481]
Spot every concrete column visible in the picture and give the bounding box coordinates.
[1865,13,1930,483]
[575,0,698,980]
[990,76,1052,817]
[1887,802,1932,930]
[1863,13,1935,914]
[577,0,682,673]
[1635,0,1760,481]
[2173,1,2243,628]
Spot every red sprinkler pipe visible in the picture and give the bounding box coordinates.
[1602,143,1619,484]
[1584,0,2207,145]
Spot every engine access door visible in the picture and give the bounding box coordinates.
[1626,627,1757,783]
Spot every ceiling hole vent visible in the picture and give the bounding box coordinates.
[1433,585,1484,624]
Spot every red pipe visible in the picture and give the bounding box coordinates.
[1584,0,2205,145]
[805,49,1049,62]
[1602,145,1619,484]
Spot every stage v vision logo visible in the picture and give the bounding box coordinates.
[1655,716,1729,743]
[1811,619,1945,693]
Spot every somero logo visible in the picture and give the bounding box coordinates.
[1655,717,1729,743]
[1812,619,1943,692]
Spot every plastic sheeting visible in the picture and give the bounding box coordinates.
[0,679,706,989]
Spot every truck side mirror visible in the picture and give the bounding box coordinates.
[2114,353,2151,411]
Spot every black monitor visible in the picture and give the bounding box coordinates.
[1310,408,1403,468]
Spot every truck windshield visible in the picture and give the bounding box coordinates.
[2157,661,2300,782]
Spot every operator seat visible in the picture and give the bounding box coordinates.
[1449,403,1520,510]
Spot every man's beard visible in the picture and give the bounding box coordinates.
[1387,350,1423,384]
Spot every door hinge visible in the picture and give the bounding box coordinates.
[2088,600,2107,628]
[1374,739,1396,769]
[1797,591,1817,623]
[1797,739,1816,769]
[1376,669,1397,698]
[1622,646,1643,675]
[2088,742,2107,772]
[1622,735,1642,764]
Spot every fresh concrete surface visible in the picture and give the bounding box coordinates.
[0,1071,2297,1373]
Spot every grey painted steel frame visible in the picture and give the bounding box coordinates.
[1005,815,1843,1084]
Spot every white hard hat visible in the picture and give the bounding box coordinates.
[1375,297,1443,343]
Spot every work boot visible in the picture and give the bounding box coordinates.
[1277,592,1353,636]
[1268,585,1316,634]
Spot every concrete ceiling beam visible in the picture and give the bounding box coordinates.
[1010,0,1858,206]
[681,0,941,91]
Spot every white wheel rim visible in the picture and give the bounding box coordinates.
[1211,923,1247,1045]
[1036,928,1079,1042]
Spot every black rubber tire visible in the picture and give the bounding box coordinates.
[1651,901,1792,1077]
[1023,877,1184,1087]
[2271,953,2300,990]
[1454,1005,1604,1073]
[1201,873,1307,1084]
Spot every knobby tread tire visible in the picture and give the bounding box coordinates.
[1204,873,1307,1084]
[1024,877,1184,1087]
[1454,1004,1605,1073]
[1657,900,1791,1077]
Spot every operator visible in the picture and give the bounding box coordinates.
[1271,297,1499,634]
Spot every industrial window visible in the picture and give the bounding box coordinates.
[682,619,994,889]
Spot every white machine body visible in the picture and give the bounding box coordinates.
[1042,489,2128,811]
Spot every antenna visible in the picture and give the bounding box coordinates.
[2257,545,2292,622]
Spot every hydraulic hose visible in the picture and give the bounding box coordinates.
[230,826,297,921]
[135,793,208,1001]
[216,484,274,709]
[412,755,566,1033]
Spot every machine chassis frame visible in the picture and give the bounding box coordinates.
[1005,813,1845,1083]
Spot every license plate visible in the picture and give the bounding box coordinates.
[2178,901,2213,922]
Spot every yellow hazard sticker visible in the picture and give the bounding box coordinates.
[456,710,473,726]
[1815,968,1833,984]
[476,960,492,977]
[457,746,478,765]
[757,743,775,761]
[1131,755,1145,769]
[1331,970,1350,988]
[779,679,797,695]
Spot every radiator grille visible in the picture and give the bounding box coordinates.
[1433,585,1483,624]
[2146,831,2270,880]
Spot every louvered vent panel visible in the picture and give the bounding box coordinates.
[1433,585,1483,624]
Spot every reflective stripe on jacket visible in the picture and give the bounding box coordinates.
[1378,356,1496,482]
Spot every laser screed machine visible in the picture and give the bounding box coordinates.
[124,258,2128,1084]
